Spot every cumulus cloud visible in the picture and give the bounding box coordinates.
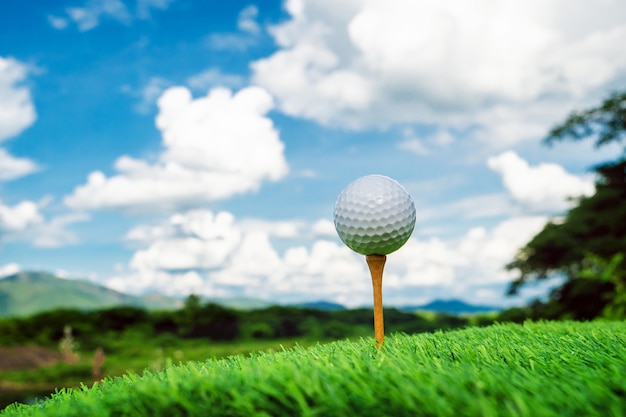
[0,201,43,233]
[236,219,304,239]
[0,57,38,182]
[252,0,626,144]
[31,212,90,248]
[0,263,20,278]
[488,151,595,213]
[107,209,370,304]
[0,57,36,142]
[382,217,546,293]
[0,200,88,247]
[126,210,242,271]
[0,148,38,181]
[372,215,549,305]
[312,219,336,237]
[418,193,515,223]
[106,208,548,307]
[65,86,289,212]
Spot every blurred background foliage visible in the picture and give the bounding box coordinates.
[506,90,626,321]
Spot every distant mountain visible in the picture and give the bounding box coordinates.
[0,271,182,317]
[293,301,347,311]
[400,299,501,315]
[291,299,498,314]
[0,272,500,318]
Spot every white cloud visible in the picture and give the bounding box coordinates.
[0,148,38,181]
[32,212,90,248]
[0,200,88,247]
[418,193,514,222]
[109,209,370,304]
[205,4,263,51]
[312,219,335,236]
[129,77,172,114]
[66,0,131,31]
[383,215,549,305]
[237,218,304,239]
[0,58,38,182]
[397,140,429,156]
[252,0,626,144]
[186,69,245,91]
[136,0,175,19]
[488,151,595,213]
[0,263,20,278]
[56,0,173,31]
[47,15,69,29]
[206,33,256,51]
[65,86,289,212]
[238,5,260,34]
[0,57,68,249]
[106,208,549,307]
[0,57,36,142]
[127,210,242,272]
[397,128,455,156]
[0,200,43,232]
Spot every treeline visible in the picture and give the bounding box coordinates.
[0,296,471,350]
[0,296,615,352]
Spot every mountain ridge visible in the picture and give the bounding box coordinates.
[0,271,182,317]
[399,299,501,314]
[0,271,501,317]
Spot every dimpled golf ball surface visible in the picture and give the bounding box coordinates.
[334,175,416,255]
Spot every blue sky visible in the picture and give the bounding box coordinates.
[1,0,625,307]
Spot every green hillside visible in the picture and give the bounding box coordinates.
[2,321,625,416]
[0,272,182,317]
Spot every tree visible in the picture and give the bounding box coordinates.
[91,306,148,332]
[577,253,626,319]
[176,297,240,341]
[545,90,626,150]
[176,294,203,337]
[507,91,626,319]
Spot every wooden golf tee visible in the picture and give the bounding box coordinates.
[366,254,386,347]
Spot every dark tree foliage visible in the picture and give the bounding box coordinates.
[0,301,474,347]
[547,278,615,320]
[150,310,179,334]
[19,309,94,346]
[507,159,626,294]
[507,91,626,319]
[90,306,148,332]
[176,301,240,340]
[545,90,626,150]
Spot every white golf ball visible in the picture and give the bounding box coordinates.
[334,174,416,255]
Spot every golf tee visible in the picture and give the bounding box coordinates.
[366,254,386,347]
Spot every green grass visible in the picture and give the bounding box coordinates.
[1,337,316,388]
[3,321,625,416]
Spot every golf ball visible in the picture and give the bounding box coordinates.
[334,174,416,255]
